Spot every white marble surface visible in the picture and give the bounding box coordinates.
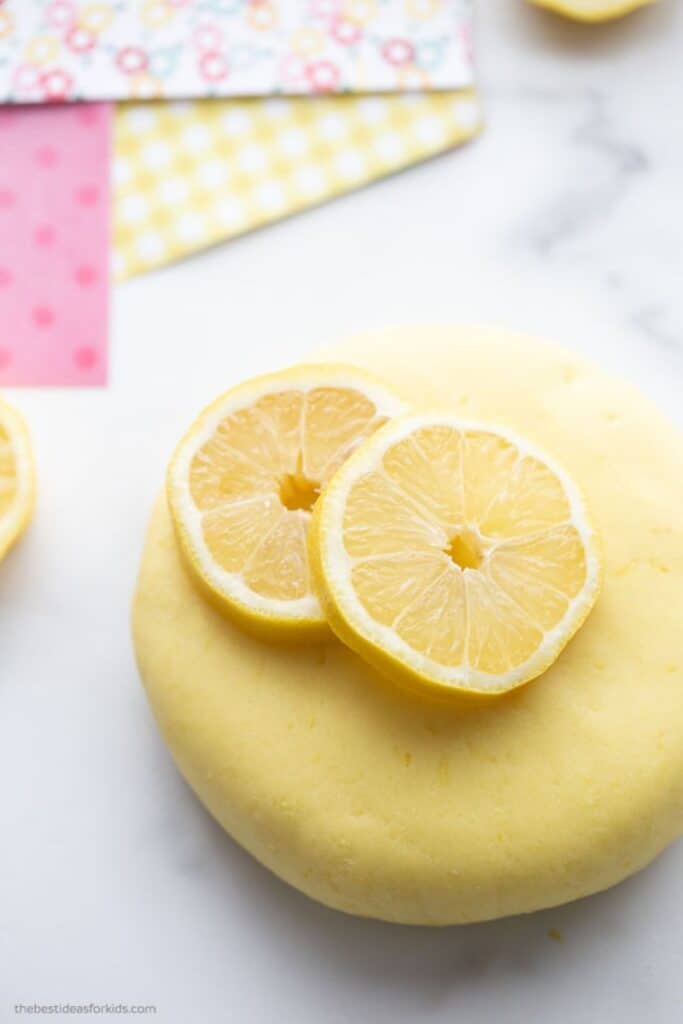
[2,2,683,1021]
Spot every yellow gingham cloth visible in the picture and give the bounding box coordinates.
[113,90,482,280]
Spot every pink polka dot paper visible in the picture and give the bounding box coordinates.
[0,103,110,386]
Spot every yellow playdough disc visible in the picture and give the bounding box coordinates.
[529,0,655,22]
[132,327,683,925]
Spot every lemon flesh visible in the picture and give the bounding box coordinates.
[0,399,35,561]
[134,327,683,925]
[311,416,601,696]
[529,0,655,21]
[167,366,403,637]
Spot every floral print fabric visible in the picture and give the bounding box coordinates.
[0,0,474,103]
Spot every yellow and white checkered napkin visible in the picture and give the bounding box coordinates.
[113,90,482,280]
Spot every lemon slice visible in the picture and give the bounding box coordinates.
[310,415,601,696]
[529,0,654,21]
[0,398,35,561]
[167,366,403,637]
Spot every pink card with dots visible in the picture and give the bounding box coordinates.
[0,102,110,386]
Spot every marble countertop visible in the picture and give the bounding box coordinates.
[2,2,682,1021]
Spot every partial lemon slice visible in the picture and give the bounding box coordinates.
[529,0,654,21]
[310,415,601,696]
[167,366,404,637]
[0,398,35,561]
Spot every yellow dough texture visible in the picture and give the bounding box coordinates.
[132,327,683,925]
[529,0,655,22]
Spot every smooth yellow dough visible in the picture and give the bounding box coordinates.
[528,0,655,23]
[132,327,683,925]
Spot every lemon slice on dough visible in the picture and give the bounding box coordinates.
[310,415,601,696]
[167,366,403,638]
